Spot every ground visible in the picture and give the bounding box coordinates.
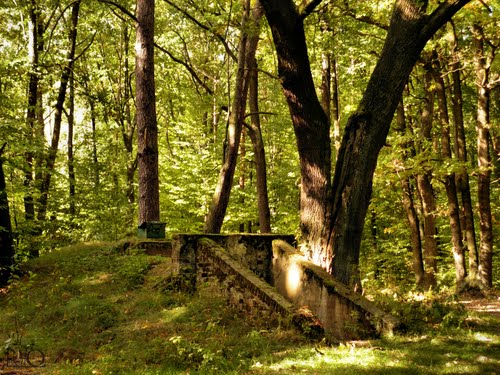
[0,242,498,374]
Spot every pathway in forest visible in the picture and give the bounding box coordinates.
[460,294,500,318]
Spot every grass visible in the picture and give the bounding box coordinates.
[0,242,498,374]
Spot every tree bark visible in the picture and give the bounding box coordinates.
[472,24,494,288]
[432,57,467,288]
[136,0,160,224]
[261,0,471,288]
[448,23,479,281]
[328,0,471,288]
[0,144,14,285]
[67,70,76,217]
[331,54,341,162]
[38,0,81,221]
[259,0,331,268]
[204,0,262,233]
[415,67,438,289]
[395,100,425,287]
[320,53,331,125]
[24,0,39,221]
[247,49,271,233]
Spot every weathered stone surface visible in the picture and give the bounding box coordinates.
[272,240,401,339]
[170,234,400,341]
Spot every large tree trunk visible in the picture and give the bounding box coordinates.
[259,0,331,267]
[432,59,467,288]
[136,0,160,224]
[449,23,479,281]
[472,24,494,289]
[204,0,262,233]
[261,0,471,288]
[0,144,14,285]
[38,0,80,221]
[395,100,425,287]
[327,1,472,288]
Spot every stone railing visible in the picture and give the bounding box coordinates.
[171,234,401,340]
[272,240,401,339]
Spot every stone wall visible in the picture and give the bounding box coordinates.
[172,233,295,283]
[171,234,400,341]
[272,240,401,339]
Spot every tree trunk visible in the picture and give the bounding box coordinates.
[247,50,271,233]
[472,24,494,288]
[123,26,137,210]
[204,0,262,233]
[259,0,331,267]
[395,100,425,287]
[24,0,39,221]
[67,70,76,217]
[238,128,248,232]
[38,0,80,221]
[432,58,467,288]
[415,67,438,289]
[261,0,471,288]
[449,23,479,281]
[136,0,160,224]
[0,144,14,285]
[331,54,341,162]
[89,96,100,189]
[320,53,331,125]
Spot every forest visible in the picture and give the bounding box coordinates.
[0,0,497,290]
[0,0,499,372]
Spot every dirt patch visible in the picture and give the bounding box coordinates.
[460,294,500,319]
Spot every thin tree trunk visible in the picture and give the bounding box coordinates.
[136,0,160,224]
[239,128,247,232]
[416,67,438,289]
[24,0,38,221]
[449,23,479,280]
[38,0,81,221]
[472,24,494,288]
[331,54,341,162]
[432,58,467,287]
[67,70,76,217]
[320,52,331,124]
[247,49,271,233]
[204,0,262,233]
[89,96,100,188]
[0,144,14,285]
[395,100,425,287]
[123,27,137,209]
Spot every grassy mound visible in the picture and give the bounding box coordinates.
[0,242,498,374]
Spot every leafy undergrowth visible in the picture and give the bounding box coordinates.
[0,242,498,374]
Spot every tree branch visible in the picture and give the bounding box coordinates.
[300,0,323,19]
[338,1,388,30]
[98,0,137,22]
[163,0,237,62]
[420,0,472,43]
[154,43,214,95]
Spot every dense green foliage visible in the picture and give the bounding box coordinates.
[0,1,497,288]
[0,243,498,373]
